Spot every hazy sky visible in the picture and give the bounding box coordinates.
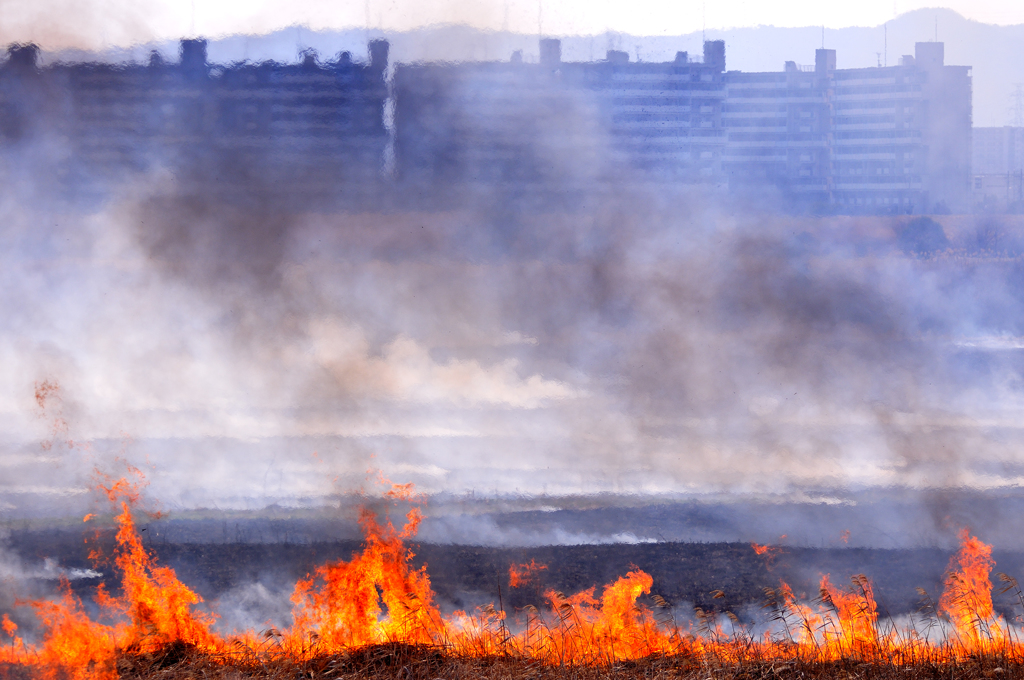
[1,0,1022,51]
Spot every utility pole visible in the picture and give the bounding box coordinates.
[1012,84,1024,128]
[702,1,706,44]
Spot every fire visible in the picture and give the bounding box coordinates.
[751,538,785,566]
[23,583,119,680]
[0,470,224,679]
[2,478,1023,677]
[938,529,1004,650]
[283,504,442,652]
[819,574,878,655]
[509,559,547,588]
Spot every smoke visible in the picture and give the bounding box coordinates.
[210,580,294,635]
[0,35,1023,554]
[7,172,1024,513]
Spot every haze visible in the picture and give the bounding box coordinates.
[1,0,1023,52]
[1,0,1023,551]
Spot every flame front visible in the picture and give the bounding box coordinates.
[0,476,224,679]
[2,480,1024,678]
[938,529,1004,651]
[284,505,443,652]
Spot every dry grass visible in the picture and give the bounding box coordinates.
[1,642,1016,680]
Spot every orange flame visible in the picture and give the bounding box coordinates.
[938,529,1004,650]
[1,614,16,639]
[3,483,1024,675]
[820,574,878,655]
[509,559,547,588]
[0,473,223,678]
[751,539,784,566]
[283,504,442,652]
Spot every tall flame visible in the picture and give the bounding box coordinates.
[938,528,1004,650]
[0,471,224,679]
[284,504,442,652]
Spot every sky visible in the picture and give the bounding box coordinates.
[0,0,1022,52]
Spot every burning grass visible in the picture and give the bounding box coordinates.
[5,642,1024,680]
[97,645,1024,680]
[4,474,1024,679]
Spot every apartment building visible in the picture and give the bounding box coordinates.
[393,40,727,195]
[0,39,389,204]
[395,38,971,213]
[0,37,972,214]
[723,42,972,214]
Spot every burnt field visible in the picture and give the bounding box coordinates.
[5,501,1024,680]
[10,526,1024,619]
